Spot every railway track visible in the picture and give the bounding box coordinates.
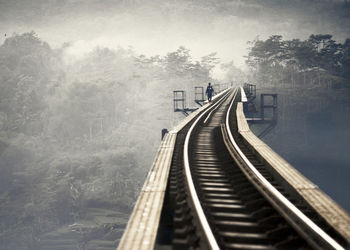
[156,88,347,250]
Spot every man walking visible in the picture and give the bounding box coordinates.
[206,82,214,102]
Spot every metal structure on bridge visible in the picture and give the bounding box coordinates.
[173,90,197,116]
[243,83,278,138]
[244,83,256,102]
[261,93,278,121]
[174,84,230,116]
[194,86,205,106]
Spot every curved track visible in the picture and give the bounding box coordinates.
[158,88,346,250]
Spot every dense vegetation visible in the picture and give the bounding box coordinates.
[246,34,350,89]
[0,32,236,249]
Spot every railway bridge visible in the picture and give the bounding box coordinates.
[118,87,350,250]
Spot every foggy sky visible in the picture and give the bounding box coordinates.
[1,0,350,71]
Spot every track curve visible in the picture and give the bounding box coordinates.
[159,87,346,250]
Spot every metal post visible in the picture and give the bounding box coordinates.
[261,94,265,120]
[273,94,277,122]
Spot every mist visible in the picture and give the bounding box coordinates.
[1,0,349,70]
[0,0,350,249]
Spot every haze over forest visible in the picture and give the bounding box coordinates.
[0,0,349,249]
[1,0,350,70]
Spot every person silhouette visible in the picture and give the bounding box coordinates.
[206,82,214,102]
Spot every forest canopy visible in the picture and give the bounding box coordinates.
[246,34,350,88]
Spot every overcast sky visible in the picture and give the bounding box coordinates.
[1,0,349,70]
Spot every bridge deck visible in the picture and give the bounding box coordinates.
[118,87,349,249]
[236,102,350,242]
[118,89,230,250]
[117,133,176,250]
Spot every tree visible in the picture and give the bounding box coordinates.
[246,34,350,88]
[163,46,193,76]
[340,39,350,79]
[0,32,60,135]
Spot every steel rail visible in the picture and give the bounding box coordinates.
[183,88,237,249]
[224,92,344,250]
[203,95,227,123]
